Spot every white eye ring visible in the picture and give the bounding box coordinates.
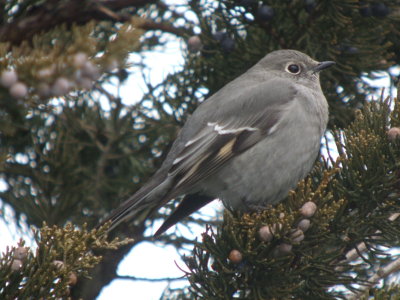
[285,63,301,74]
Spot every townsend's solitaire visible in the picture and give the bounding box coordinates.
[100,49,335,236]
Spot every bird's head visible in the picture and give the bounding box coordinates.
[258,49,335,88]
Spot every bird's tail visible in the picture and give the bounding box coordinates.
[96,175,172,231]
[96,194,151,232]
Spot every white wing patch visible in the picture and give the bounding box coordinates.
[172,122,259,166]
[207,122,257,135]
[267,122,279,135]
[173,122,258,167]
[172,156,185,165]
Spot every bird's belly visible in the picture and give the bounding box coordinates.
[202,123,321,211]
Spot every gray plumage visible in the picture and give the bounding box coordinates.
[99,49,334,236]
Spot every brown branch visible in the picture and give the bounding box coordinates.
[0,0,160,46]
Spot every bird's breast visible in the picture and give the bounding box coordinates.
[201,96,328,212]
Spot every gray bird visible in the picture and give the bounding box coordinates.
[100,49,335,236]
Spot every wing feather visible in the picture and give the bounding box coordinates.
[166,122,277,199]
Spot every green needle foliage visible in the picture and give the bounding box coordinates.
[1,0,400,299]
[0,223,131,299]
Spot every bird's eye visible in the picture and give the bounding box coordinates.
[286,64,301,74]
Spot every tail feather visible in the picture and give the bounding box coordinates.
[154,193,214,236]
[97,176,215,236]
[97,174,172,231]
[97,194,151,231]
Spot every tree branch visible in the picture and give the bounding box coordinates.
[335,212,400,271]
[0,0,165,46]
[346,257,400,300]
[116,274,186,282]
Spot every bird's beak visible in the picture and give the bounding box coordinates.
[313,61,336,72]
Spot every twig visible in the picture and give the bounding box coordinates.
[339,213,400,298]
[116,274,186,282]
[337,212,400,269]
[346,257,400,300]
[96,4,128,22]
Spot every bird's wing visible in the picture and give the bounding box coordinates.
[163,79,297,199]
